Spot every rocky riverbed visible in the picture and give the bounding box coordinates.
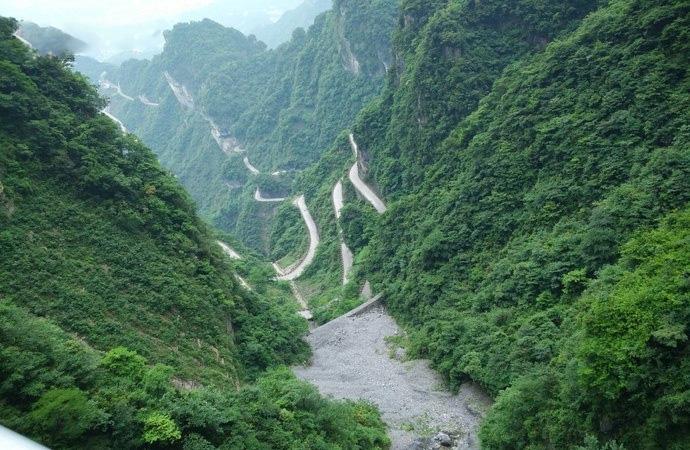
[293,306,492,449]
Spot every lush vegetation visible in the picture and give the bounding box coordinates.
[1,304,388,449]
[22,0,689,446]
[345,0,689,447]
[0,18,389,448]
[266,0,690,446]
[480,208,690,448]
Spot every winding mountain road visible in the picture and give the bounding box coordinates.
[235,275,252,291]
[217,241,241,260]
[254,188,287,203]
[113,83,134,101]
[243,157,261,175]
[101,79,134,102]
[102,109,127,133]
[12,32,33,48]
[138,95,159,107]
[273,195,320,281]
[272,268,313,321]
[217,242,253,291]
[348,134,387,214]
[332,180,353,284]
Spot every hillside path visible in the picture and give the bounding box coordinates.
[254,188,286,203]
[102,109,127,133]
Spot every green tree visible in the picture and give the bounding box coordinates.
[27,388,104,444]
[142,411,182,444]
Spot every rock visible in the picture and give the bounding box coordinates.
[434,432,453,447]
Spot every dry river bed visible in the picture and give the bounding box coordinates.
[293,306,491,449]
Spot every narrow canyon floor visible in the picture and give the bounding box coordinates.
[293,306,492,449]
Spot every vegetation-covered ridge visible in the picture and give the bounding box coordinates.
[0,17,389,449]
[273,0,604,326]
[353,0,690,447]
[267,0,690,447]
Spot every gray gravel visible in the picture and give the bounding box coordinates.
[293,306,492,449]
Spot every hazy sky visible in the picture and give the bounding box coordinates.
[1,0,303,59]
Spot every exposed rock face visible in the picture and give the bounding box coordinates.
[337,5,361,75]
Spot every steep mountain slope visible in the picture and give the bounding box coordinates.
[275,0,601,323]
[0,18,388,449]
[353,0,689,447]
[16,21,86,56]
[266,0,690,447]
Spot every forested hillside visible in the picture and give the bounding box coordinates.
[95,0,398,254]
[271,0,690,447]
[0,18,389,449]
[277,0,602,328]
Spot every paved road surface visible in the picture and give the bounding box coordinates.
[332,180,353,284]
[13,32,33,48]
[138,95,159,107]
[243,156,261,175]
[217,241,241,260]
[348,134,387,214]
[164,71,194,109]
[274,195,320,281]
[254,188,286,203]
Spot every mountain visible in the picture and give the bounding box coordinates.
[16,21,87,55]
[282,0,689,447]
[101,0,398,255]
[252,0,333,48]
[72,55,115,84]
[258,0,689,446]
[0,17,388,449]
[4,0,690,446]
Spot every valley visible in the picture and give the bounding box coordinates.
[2,0,689,448]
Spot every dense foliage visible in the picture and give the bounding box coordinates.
[28,0,689,446]
[267,0,690,446]
[0,18,389,448]
[347,0,689,447]
[480,208,690,448]
[0,304,388,449]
